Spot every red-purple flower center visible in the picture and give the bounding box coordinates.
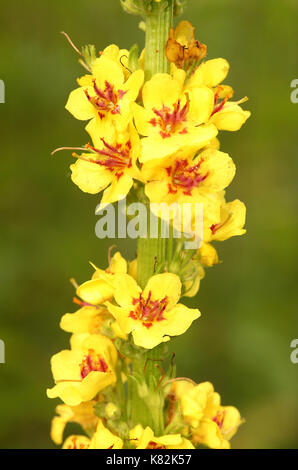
[85,79,127,119]
[129,291,169,329]
[212,410,226,429]
[166,158,208,196]
[86,138,132,180]
[149,96,190,139]
[80,348,108,379]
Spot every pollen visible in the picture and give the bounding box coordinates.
[166,158,208,196]
[80,348,109,379]
[149,95,190,139]
[129,291,169,329]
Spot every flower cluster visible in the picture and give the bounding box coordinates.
[48,10,249,450]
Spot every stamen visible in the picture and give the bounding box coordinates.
[166,158,208,195]
[51,146,90,156]
[80,349,108,379]
[149,94,190,139]
[130,291,169,328]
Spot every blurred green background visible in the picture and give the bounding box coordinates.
[1,0,297,449]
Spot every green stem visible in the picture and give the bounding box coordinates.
[129,0,174,436]
[144,1,173,80]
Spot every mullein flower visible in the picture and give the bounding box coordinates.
[70,124,143,208]
[141,147,236,205]
[191,407,242,449]
[206,196,247,242]
[106,273,200,349]
[171,380,242,449]
[133,72,218,162]
[186,58,251,131]
[130,425,194,449]
[51,401,98,446]
[66,52,144,137]
[74,252,127,307]
[47,334,117,406]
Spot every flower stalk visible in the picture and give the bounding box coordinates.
[47,0,250,449]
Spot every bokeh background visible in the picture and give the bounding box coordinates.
[1,0,297,449]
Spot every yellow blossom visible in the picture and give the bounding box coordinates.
[172,380,242,449]
[51,401,98,445]
[70,124,143,208]
[106,273,200,349]
[65,52,144,137]
[130,425,194,449]
[74,252,127,308]
[133,72,218,163]
[47,334,117,406]
[206,197,246,242]
[142,147,235,204]
[89,420,123,449]
[192,406,242,449]
[186,58,251,131]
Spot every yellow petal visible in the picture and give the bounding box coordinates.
[143,73,182,109]
[60,307,100,334]
[198,148,236,191]
[92,56,124,89]
[189,58,230,88]
[77,279,114,305]
[99,173,134,209]
[70,158,111,195]
[144,273,181,310]
[89,420,123,449]
[165,304,201,337]
[210,104,251,131]
[65,87,95,120]
[188,87,214,125]
[112,274,141,309]
[122,69,144,101]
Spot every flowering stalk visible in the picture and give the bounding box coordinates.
[47,0,251,449]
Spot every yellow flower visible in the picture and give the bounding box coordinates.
[206,197,246,242]
[172,380,242,449]
[65,52,144,137]
[172,381,220,429]
[106,273,200,349]
[142,147,235,204]
[192,406,242,449]
[62,435,91,449]
[130,425,194,449]
[51,401,98,446]
[74,252,127,308]
[47,334,117,406]
[187,58,251,131]
[89,420,123,449]
[70,124,143,208]
[133,72,218,163]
